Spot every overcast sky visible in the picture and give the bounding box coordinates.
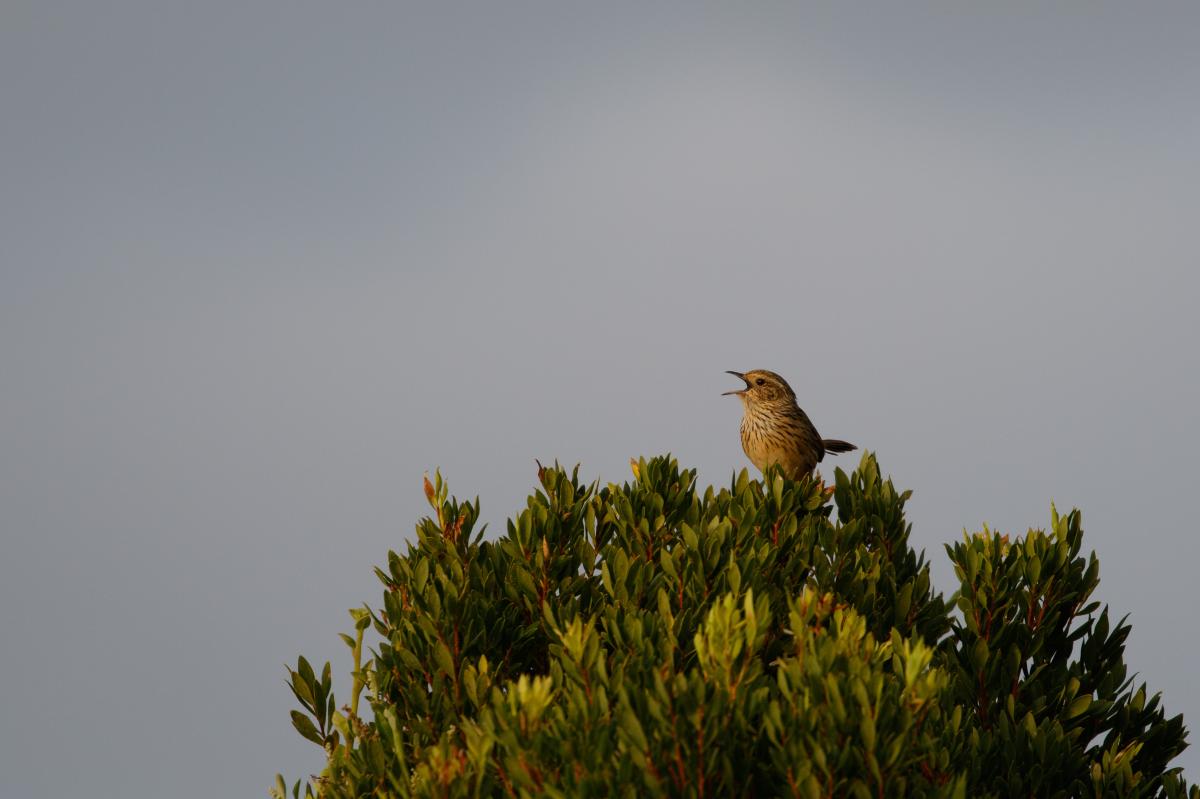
[2,3,1198,797]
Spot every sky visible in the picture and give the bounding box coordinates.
[2,3,1198,796]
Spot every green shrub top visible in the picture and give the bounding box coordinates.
[275,454,1193,799]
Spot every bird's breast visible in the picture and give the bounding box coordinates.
[739,405,819,478]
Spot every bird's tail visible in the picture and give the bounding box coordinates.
[822,439,857,454]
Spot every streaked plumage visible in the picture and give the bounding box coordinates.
[724,369,856,479]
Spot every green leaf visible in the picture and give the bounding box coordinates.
[618,707,648,751]
[290,711,323,745]
[659,548,677,580]
[413,557,429,594]
[1067,694,1092,718]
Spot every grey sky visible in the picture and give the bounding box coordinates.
[2,3,1198,797]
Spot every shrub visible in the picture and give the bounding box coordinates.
[274,454,1194,798]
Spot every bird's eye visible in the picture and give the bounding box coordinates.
[755,378,765,386]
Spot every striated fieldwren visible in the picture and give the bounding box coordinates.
[724,369,856,480]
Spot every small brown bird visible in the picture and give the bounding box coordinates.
[724,369,856,480]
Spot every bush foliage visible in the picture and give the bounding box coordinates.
[274,454,1193,798]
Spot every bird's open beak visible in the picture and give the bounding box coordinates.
[722,371,748,396]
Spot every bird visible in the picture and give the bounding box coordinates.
[724,369,856,480]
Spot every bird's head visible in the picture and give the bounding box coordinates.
[723,369,796,406]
